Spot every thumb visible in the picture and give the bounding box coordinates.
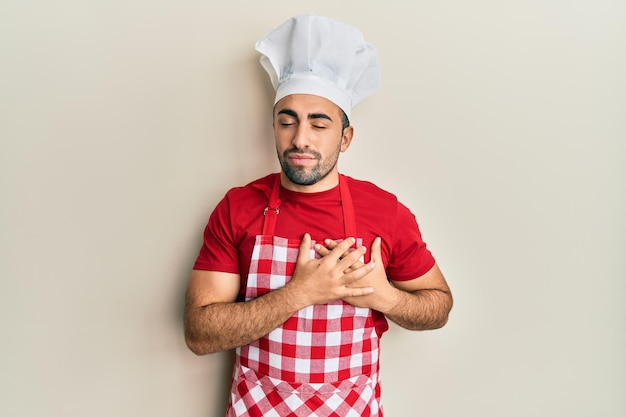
[298,233,312,262]
[370,237,382,263]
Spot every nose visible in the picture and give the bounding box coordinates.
[291,123,310,149]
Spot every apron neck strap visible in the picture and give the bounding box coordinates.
[339,175,357,238]
[262,174,282,236]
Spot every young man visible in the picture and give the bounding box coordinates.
[184,14,452,417]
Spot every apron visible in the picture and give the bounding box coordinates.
[226,174,382,417]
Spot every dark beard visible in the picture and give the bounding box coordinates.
[279,149,338,186]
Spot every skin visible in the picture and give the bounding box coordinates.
[274,94,353,192]
[184,94,452,355]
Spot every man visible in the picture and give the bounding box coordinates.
[184,14,452,417]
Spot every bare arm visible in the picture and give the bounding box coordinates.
[316,238,453,330]
[184,270,305,355]
[184,235,376,355]
[384,263,452,330]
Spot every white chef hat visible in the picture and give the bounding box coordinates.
[255,14,380,119]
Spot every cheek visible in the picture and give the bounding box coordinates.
[274,133,290,150]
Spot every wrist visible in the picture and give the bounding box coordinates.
[377,285,401,315]
[281,280,313,310]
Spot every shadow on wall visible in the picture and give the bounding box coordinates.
[178,47,277,417]
[211,350,235,416]
[175,248,236,416]
[231,52,278,185]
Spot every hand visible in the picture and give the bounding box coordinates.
[315,237,398,312]
[287,234,376,306]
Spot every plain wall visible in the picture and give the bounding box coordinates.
[1,1,624,416]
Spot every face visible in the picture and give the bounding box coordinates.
[273,94,353,192]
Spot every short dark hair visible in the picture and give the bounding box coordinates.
[340,109,350,131]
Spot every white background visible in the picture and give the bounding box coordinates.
[1,1,624,416]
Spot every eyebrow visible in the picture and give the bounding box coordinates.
[276,108,333,122]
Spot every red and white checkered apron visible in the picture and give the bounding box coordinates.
[226,174,382,417]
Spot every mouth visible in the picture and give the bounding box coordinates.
[285,151,319,166]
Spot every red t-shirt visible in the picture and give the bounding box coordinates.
[194,173,436,335]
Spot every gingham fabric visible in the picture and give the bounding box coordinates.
[226,175,382,416]
[229,363,379,416]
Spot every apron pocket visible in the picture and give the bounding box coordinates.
[228,364,380,417]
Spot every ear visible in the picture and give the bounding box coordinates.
[340,126,354,152]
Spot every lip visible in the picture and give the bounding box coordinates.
[287,153,317,165]
[289,155,315,160]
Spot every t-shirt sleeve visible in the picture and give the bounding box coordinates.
[386,202,436,281]
[193,194,240,273]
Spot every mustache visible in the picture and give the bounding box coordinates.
[283,148,321,159]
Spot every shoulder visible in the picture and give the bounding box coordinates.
[342,175,398,206]
[224,173,277,201]
[209,174,276,236]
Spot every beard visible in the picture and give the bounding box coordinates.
[278,146,341,186]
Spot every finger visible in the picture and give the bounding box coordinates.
[337,244,366,269]
[370,237,382,264]
[297,233,312,263]
[323,239,352,264]
[314,243,331,257]
[325,238,366,265]
[315,244,357,272]
[324,238,339,249]
[342,286,374,297]
[324,238,352,256]
[342,260,376,285]
[329,237,356,262]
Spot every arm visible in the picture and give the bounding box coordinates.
[184,270,303,355]
[316,237,453,330]
[384,263,452,330]
[184,235,376,355]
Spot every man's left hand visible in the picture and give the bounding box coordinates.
[314,237,398,313]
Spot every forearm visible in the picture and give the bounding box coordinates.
[383,287,453,331]
[184,286,306,355]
